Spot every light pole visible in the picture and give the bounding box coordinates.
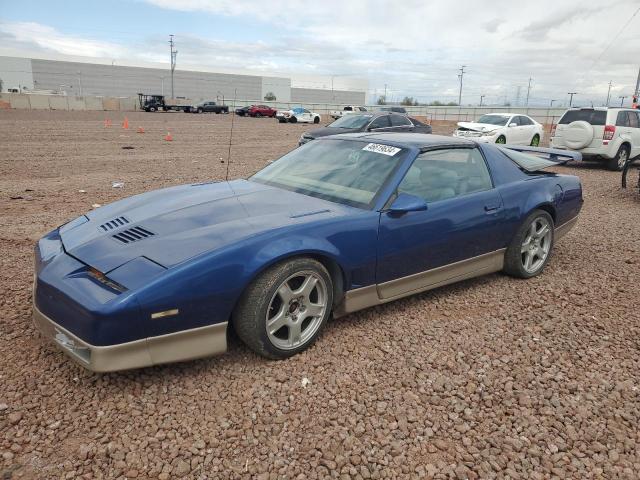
[169,34,177,99]
[567,92,577,107]
[479,94,485,107]
[550,99,557,107]
[457,65,466,106]
[619,95,627,107]
[525,77,532,107]
[77,71,83,96]
[606,80,612,106]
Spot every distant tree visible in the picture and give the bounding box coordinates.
[413,99,419,106]
[428,100,445,106]
[401,96,415,106]
[446,101,458,106]
[264,92,276,101]
[0,78,3,92]
[376,95,387,105]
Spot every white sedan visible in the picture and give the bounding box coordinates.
[276,107,321,124]
[453,113,544,146]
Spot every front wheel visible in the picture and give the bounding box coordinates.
[289,116,297,123]
[496,135,506,144]
[503,209,554,279]
[607,145,629,171]
[233,258,333,359]
[256,112,263,118]
[149,106,156,112]
[313,116,320,124]
[530,134,540,147]
[197,107,203,114]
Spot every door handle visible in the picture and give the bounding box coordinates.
[484,205,500,214]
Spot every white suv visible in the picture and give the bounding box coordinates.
[550,107,640,170]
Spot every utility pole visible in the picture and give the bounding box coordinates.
[457,65,466,106]
[169,34,177,99]
[479,94,485,107]
[606,80,612,106]
[567,92,577,107]
[515,86,521,106]
[633,67,639,108]
[619,95,627,107]
[550,99,557,107]
[525,77,532,107]
[384,83,387,102]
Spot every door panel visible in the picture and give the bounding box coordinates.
[376,147,506,296]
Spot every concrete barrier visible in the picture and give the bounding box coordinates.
[28,95,51,110]
[49,96,69,110]
[102,98,120,111]
[68,96,87,111]
[84,96,103,110]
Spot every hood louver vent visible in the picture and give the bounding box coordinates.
[112,226,155,244]
[99,216,130,231]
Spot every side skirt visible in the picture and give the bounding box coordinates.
[333,249,505,318]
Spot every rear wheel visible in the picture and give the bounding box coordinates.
[530,134,540,147]
[313,116,320,124]
[607,145,629,171]
[504,209,554,279]
[256,112,263,118]
[233,258,333,359]
[496,135,506,144]
[289,116,298,123]
[197,107,203,114]
[149,106,156,112]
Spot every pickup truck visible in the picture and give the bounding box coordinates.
[330,105,368,119]
[193,101,229,114]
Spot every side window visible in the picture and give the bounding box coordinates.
[519,116,533,125]
[627,111,639,128]
[616,111,630,127]
[510,116,521,126]
[344,106,353,111]
[369,116,391,129]
[398,148,492,203]
[390,115,412,127]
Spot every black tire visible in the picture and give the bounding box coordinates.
[278,118,286,123]
[289,116,297,123]
[149,106,156,112]
[197,107,203,114]
[256,112,263,118]
[607,145,629,171]
[530,134,540,147]
[503,209,554,279]
[313,116,320,124]
[233,258,333,359]
[496,135,506,144]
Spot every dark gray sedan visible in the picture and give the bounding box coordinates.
[299,112,432,145]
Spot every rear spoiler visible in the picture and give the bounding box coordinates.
[500,145,582,164]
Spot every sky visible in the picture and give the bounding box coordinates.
[0,0,639,107]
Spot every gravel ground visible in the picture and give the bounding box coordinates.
[1,110,639,480]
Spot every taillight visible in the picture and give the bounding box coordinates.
[603,125,615,141]
[551,124,557,136]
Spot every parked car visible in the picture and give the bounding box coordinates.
[33,133,582,371]
[299,112,431,145]
[380,106,408,114]
[549,107,640,171]
[248,105,277,118]
[276,107,321,124]
[193,101,229,114]
[235,106,251,116]
[330,105,368,119]
[454,113,544,146]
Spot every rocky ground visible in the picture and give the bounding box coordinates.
[1,110,639,479]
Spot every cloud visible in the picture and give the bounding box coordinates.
[1,0,639,106]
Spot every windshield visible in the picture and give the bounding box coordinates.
[292,107,305,114]
[558,109,606,125]
[250,139,407,208]
[476,115,510,126]
[498,147,558,172]
[328,114,373,129]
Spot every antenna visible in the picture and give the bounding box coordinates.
[225,88,237,181]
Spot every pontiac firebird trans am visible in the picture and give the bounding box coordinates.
[33,133,583,372]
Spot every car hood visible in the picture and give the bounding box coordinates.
[456,122,502,133]
[59,180,352,273]
[305,127,360,138]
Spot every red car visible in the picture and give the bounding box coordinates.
[248,105,277,117]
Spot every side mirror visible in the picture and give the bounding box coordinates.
[387,193,428,215]
[509,122,517,127]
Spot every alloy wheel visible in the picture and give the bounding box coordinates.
[618,149,628,169]
[266,271,328,350]
[520,217,552,273]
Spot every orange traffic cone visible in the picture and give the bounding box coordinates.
[104,118,112,128]
[137,126,145,134]
[164,131,173,142]
[122,117,129,129]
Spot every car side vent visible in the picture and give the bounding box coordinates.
[112,226,155,244]
[99,216,130,231]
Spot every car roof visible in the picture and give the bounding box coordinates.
[323,132,474,149]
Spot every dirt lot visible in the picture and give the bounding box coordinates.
[1,110,639,479]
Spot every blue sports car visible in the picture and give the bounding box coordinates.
[33,133,583,372]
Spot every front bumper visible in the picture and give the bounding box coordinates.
[33,300,227,372]
[453,131,497,143]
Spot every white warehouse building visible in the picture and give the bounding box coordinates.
[0,56,367,105]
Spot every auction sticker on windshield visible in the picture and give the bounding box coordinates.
[362,143,401,156]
